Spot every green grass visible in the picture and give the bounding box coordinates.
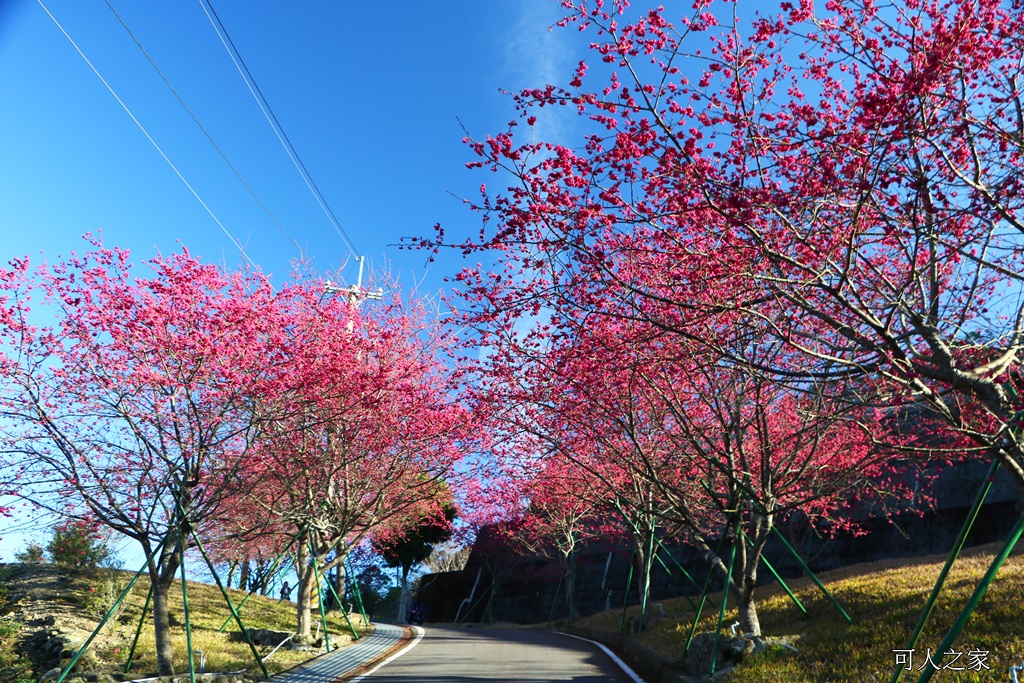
[2,564,368,682]
[92,573,368,679]
[572,543,1024,682]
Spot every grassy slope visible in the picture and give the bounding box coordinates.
[0,563,367,682]
[573,543,1024,682]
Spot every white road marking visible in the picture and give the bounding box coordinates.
[556,632,648,683]
[347,625,425,681]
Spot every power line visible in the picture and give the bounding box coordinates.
[104,0,306,259]
[197,0,362,261]
[37,0,263,274]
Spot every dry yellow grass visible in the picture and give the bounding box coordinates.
[55,569,368,680]
[572,543,1024,682]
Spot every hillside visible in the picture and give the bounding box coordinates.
[0,563,366,683]
[570,542,1024,682]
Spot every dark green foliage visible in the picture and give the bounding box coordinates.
[47,520,112,570]
[375,504,458,576]
[14,543,44,564]
[353,565,396,614]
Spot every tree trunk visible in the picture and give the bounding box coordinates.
[634,527,655,631]
[238,559,250,591]
[146,534,181,678]
[296,572,315,637]
[294,542,316,637]
[738,589,761,637]
[292,552,315,638]
[397,565,410,622]
[565,551,578,623]
[150,579,176,676]
[736,515,769,637]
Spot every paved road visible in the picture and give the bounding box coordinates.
[350,626,642,682]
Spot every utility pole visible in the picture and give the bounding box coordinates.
[325,255,383,306]
[325,256,383,333]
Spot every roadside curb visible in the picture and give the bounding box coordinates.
[344,626,424,682]
[270,623,404,683]
[560,626,697,683]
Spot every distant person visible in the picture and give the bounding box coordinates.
[408,600,425,625]
[280,581,291,602]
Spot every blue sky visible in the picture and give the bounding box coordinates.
[0,0,583,293]
[0,0,588,559]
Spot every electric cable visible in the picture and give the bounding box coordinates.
[197,0,362,261]
[37,0,262,274]
[104,0,306,259]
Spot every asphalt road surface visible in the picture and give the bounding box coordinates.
[353,626,642,682]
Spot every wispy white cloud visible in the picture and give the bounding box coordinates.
[496,0,581,144]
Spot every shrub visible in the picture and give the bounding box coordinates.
[47,520,112,570]
[14,542,45,564]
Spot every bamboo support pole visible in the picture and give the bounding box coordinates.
[309,546,333,652]
[888,459,1001,683]
[322,562,360,640]
[709,523,738,677]
[123,583,153,673]
[188,528,270,678]
[56,537,166,683]
[177,525,196,683]
[913,513,1024,683]
[619,552,635,633]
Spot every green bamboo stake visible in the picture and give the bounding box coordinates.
[708,483,848,623]
[758,550,806,616]
[546,573,564,627]
[567,555,575,625]
[188,529,270,679]
[177,525,196,683]
[709,522,739,677]
[684,528,729,655]
[321,562,360,640]
[770,525,853,624]
[738,527,806,616]
[346,560,369,625]
[888,459,1001,683]
[914,512,1024,683]
[619,552,635,632]
[310,546,333,652]
[217,550,293,631]
[638,530,656,634]
[56,537,166,683]
[653,549,698,611]
[653,537,703,606]
[482,576,498,623]
[123,582,153,673]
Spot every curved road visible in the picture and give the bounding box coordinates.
[352,626,642,682]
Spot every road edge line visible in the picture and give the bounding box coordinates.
[556,631,648,683]
[347,625,425,682]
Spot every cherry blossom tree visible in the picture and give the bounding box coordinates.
[466,279,906,634]
[514,458,608,623]
[468,318,680,629]
[0,241,283,675]
[239,279,470,637]
[422,0,1024,497]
